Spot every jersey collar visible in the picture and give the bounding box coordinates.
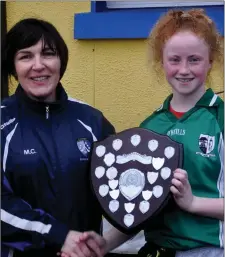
[196,88,221,107]
[15,83,68,116]
[156,88,220,114]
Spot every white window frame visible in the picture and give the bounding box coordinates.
[106,1,223,9]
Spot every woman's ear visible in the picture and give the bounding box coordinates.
[12,69,18,80]
[13,74,18,81]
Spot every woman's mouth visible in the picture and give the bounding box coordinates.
[31,76,50,82]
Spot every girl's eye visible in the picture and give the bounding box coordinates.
[189,57,200,63]
[169,58,180,63]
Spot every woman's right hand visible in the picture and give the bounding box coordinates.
[79,231,107,256]
[59,230,106,257]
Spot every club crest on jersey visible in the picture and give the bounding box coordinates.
[196,134,215,157]
[77,138,91,159]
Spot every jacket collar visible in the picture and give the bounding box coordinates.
[15,83,68,117]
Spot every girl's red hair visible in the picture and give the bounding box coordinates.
[148,9,222,64]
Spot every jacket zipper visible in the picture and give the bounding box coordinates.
[46,105,49,119]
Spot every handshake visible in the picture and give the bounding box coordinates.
[59,230,107,257]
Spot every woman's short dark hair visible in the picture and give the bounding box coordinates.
[2,18,68,80]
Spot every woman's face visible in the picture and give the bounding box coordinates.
[162,31,212,97]
[14,39,61,102]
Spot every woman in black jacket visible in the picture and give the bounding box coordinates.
[1,18,114,257]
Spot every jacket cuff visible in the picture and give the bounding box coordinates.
[45,221,69,247]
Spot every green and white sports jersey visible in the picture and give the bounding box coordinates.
[140,89,224,250]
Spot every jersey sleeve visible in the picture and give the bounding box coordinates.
[1,169,69,251]
[217,101,224,137]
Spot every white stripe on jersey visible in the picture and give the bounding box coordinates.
[1,209,51,234]
[68,97,90,106]
[8,249,14,257]
[217,132,224,247]
[77,119,97,142]
[209,94,218,106]
[3,123,18,172]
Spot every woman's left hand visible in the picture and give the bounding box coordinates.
[170,168,194,212]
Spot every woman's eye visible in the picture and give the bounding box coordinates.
[43,51,56,56]
[19,55,31,60]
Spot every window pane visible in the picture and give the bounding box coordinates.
[106,1,223,9]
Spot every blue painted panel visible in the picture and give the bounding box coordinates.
[74,4,224,39]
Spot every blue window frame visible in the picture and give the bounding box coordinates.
[74,2,224,39]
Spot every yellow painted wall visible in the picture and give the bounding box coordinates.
[6,2,224,132]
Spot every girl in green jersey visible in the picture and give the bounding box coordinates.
[62,8,224,257]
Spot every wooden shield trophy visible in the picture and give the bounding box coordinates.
[90,128,183,234]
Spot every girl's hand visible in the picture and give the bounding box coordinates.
[170,168,195,212]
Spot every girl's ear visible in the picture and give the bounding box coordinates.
[209,59,212,70]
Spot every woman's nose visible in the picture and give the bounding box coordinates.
[32,56,45,70]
